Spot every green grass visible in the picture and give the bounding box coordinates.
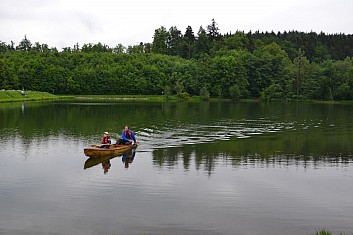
[0,92,230,103]
[312,229,353,235]
[75,94,166,100]
[74,94,206,102]
[314,230,332,235]
[5,91,352,104]
[313,100,353,105]
[0,90,73,103]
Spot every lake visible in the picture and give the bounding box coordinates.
[0,100,352,235]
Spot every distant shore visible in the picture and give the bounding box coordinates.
[73,94,200,102]
[0,90,73,103]
[2,90,353,104]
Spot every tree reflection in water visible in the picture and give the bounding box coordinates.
[152,142,353,176]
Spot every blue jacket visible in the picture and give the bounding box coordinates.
[122,130,136,142]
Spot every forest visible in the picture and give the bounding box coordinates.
[1,19,353,100]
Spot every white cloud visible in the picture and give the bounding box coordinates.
[0,0,352,50]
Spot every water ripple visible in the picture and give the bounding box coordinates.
[136,118,294,150]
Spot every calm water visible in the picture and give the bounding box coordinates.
[0,101,352,235]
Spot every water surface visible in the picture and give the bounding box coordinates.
[0,101,352,235]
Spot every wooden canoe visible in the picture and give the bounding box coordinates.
[84,143,138,157]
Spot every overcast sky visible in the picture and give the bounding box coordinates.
[1,0,353,50]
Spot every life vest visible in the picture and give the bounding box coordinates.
[124,130,132,139]
[102,136,110,144]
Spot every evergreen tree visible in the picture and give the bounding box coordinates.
[167,26,182,56]
[193,26,211,58]
[16,35,32,51]
[113,44,126,54]
[152,26,169,54]
[181,26,195,59]
[206,19,220,41]
[293,49,306,99]
[0,41,7,53]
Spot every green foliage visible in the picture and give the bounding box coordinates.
[222,32,249,51]
[0,90,69,102]
[211,51,249,98]
[193,26,211,58]
[163,85,172,98]
[177,91,190,100]
[229,85,241,100]
[1,29,353,101]
[181,25,195,59]
[260,84,283,101]
[152,26,169,54]
[206,19,220,41]
[314,230,332,235]
[199,86,210,100]
[16,35,32,51]
[167,26,182,56]
[336,83,352,100]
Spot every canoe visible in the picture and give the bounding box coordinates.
[84,143,138,157]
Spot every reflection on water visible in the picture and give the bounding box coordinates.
[152,145,353,173]
[1,100,352,175]
[122,149,136,169]
[84,154,119,170]
[84,149,137,173]
[101,160,111,174]
[1,101,352,157]
[1,101,353,235]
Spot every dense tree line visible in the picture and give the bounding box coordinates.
[1,20,353,100]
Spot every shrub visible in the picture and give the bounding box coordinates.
[177,91,190,100]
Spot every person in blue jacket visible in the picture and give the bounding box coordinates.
[117,125,136,145]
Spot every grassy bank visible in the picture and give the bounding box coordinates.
[3,91,352,104]
[0,90,73,103]
[0,91,232,103]
[74,94,207,102]
[74,94,170,101]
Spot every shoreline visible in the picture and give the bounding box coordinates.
[0,90,73,103]
[1,90,353,104]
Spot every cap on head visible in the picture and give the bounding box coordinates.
[104,131,109,135]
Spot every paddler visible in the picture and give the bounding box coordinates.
[117,125,136,145]
[99,131,111,148]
